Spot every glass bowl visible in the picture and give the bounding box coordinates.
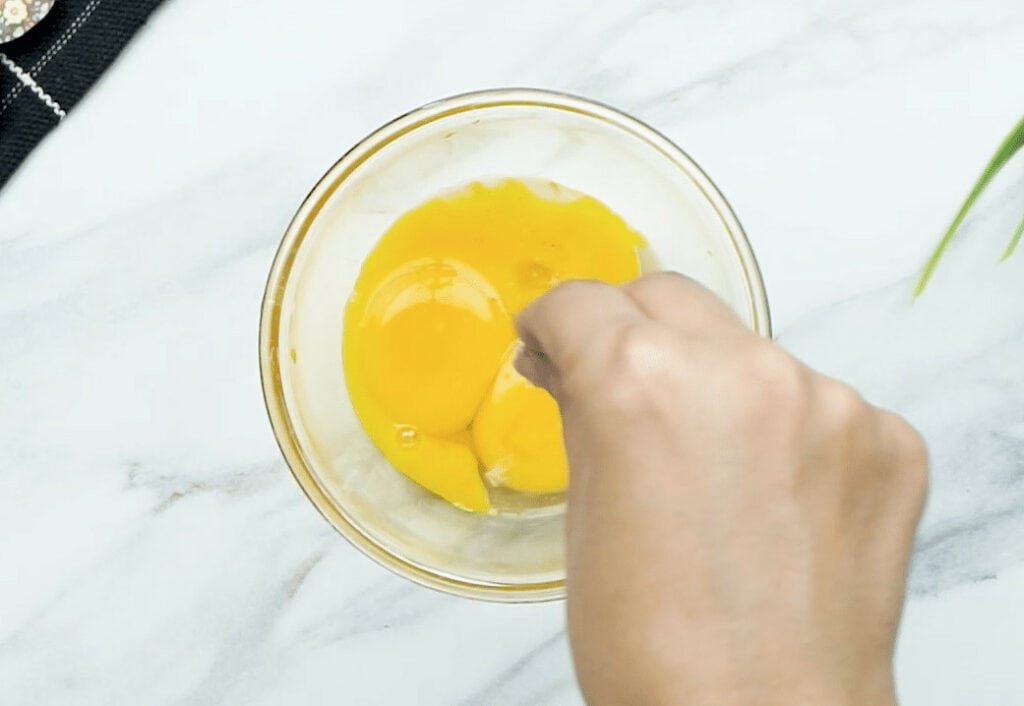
[259,89,771,602]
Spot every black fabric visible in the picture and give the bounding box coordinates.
[0,0,163,190]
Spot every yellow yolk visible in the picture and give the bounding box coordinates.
[357,259,513,436]
[344,260,510,512]
[473,350,568,494]
[353,180,645,315]
[343,178,644,512]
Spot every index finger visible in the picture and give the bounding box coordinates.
[515,280,646,376]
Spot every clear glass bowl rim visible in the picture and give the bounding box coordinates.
[258,88,773,603]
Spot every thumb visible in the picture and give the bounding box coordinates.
[513,342,560,397]
[513,280,644,398]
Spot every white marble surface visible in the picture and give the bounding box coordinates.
[1,0,1023,703]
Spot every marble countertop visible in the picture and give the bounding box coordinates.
[2,0,1023,703]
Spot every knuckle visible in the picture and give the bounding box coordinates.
[531,280,609,328]
[819,381,871,430]
[705,343,808,439]
[629,270,694,298]
[899,424,928,466]
[736,342,806,411]
[576,321,676,411]
[889,416,930,490]
[745,341,799,380]
[611,321,671,368]
[550,279,604,300]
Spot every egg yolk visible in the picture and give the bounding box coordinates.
[358,259,513,436]
[343,178,645,512]
[473,350,568,495]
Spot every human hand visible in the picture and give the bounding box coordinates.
[515,273,928,706]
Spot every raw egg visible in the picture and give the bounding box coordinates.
[343,178,645,512]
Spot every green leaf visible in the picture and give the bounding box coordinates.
[914,112,1024,296]
[1001,212,1024,261]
